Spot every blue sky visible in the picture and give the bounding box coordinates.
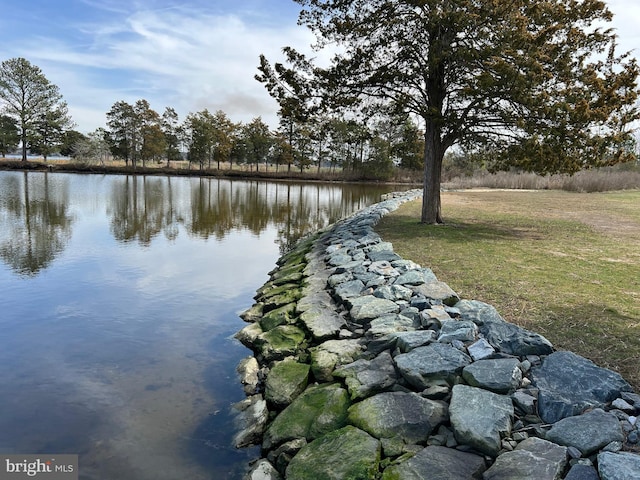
[1,0,639,134]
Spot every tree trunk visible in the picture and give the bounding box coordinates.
[421,124,444,224]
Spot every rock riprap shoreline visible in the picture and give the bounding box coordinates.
[233,190,640,480]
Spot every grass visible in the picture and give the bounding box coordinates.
[375,189,640,391]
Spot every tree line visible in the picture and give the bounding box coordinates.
[0,58,424,180]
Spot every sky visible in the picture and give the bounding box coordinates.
[1,0,639,135]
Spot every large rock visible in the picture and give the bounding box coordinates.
[333,351,399,400]
[449,384,513,456]
[381,445,486,480]
[260,302,297,331]
[256,325,306,362]
[263,383,350,450]
[298,304,346,342]
[310,339,365,382]
[243,459,282,480]
[285,426,381,480]
[367,313,418,338]
[264,359,310,408]
[597,451,640,480]
[233,395,269,448]
[456,300,554,356]
[532,350,633,424]
[237,356,261,395]
[545,409,624,456]
[438,320,478,343]
[410,281,459,306]
[395,343,472,389]
[462,358,522,394]
[349,296,400,323]
[348,391,448,444]
[482,437,568,480]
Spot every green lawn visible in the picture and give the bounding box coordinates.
[376,190,640,390]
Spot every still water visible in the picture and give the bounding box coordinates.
[0,171,405,479]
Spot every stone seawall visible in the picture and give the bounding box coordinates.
[233,190,640,480]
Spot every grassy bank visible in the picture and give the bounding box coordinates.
[375,189,640,391]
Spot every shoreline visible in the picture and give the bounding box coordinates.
[233,190,640,479]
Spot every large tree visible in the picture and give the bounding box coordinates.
[0,114,20,157]
[0,58,70,162]
[265,0,639,223]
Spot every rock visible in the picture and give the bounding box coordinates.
[263,383,350,450]
[266,438,307,474]
[482,437,568,480]
[467,338,496,361]
[512,390,537,415]
[333,351,399,400]
[532,351,633,424]
[449,384,513,456]
[373,284,414,301]
[243,459,282,480]
[349,296,400,323]
[545,409,624,456]
[285,426,381,480]
[369,260,401,276]
[395,343,472,389]
[256,325,307,362]
[462,358,522,394]
[262,287,303,313]
[309,339,364,382]
[260,302,297,331]
[394,269,427,286]
[240,303,264,323]
[237,356,261,395]
[564,464,600,480]
[457,300,553,356]
[298,304,346,342]
[611,398,635,412]
[381,445,486,479]
[411,281,459,306]
[348,391,447,444]
[235,322,264,348]
[367,313,418,337]
[334,279,366,303]
[394,330,438,353]
[421,305,452,323]
[264,359,310,408]
[233,395,269,448]
[597,451,640,480]
[438,319,478,343]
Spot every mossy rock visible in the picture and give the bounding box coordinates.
[265,358,310,408]
[239,303,264,323]
[235,322,264,349]
[256,325,307,362]
[286,425,381,480]
[262,287,304,313]
[263,383,350,450]
[260,302,298,331]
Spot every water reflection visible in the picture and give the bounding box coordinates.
[0,172,73,276]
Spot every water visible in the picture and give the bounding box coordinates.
[0,171,404,479]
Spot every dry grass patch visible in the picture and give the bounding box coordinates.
[376,189,640,390]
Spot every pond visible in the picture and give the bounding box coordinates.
[0,171,408,480]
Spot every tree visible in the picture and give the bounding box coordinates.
[242,117,273,171]
[0,58,71,162]
[30,103,74,160]
[106,100,138,166]
[60,130,87,157]
[161,107,182,167]
[0,114,19,157]
[269,0,639,223]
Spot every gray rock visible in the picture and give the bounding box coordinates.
[381,445,486,480]
[243,459,282,480]
[449,384,513,456]
[411,281,459,306]
[334,279,365,302]
[334,351,399,400]
[369,260,401,276]
[421,304,453,324]
[438,319,478,343]
[327,271,353,288]
[564,464,600,480]
[457,300,554,356]
[482,437,568,480]
[394,269,427,286]
[612,398,635,412]
[263,383,350,450]
[545,409,624,456]
[368,313,418,337]
[349,295,400,323]
[395,343,472,389]
[256,325,306,362]
[348,391,447,444]
[233,395,269,448]
[621,392,640,407]
[285,426,381,480]
[462,358,522,394]
[310,339,364,382]
[237,356,261,395]
[532,351,633,423]
[597,451,640,480]
[512,390,537,415]
[373,284,414,301]
[298,304,346,342]
[467,338,496,361]
[394,330,438,353]
[327,252,353,267]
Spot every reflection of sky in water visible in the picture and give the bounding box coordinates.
[0,172,402,479]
